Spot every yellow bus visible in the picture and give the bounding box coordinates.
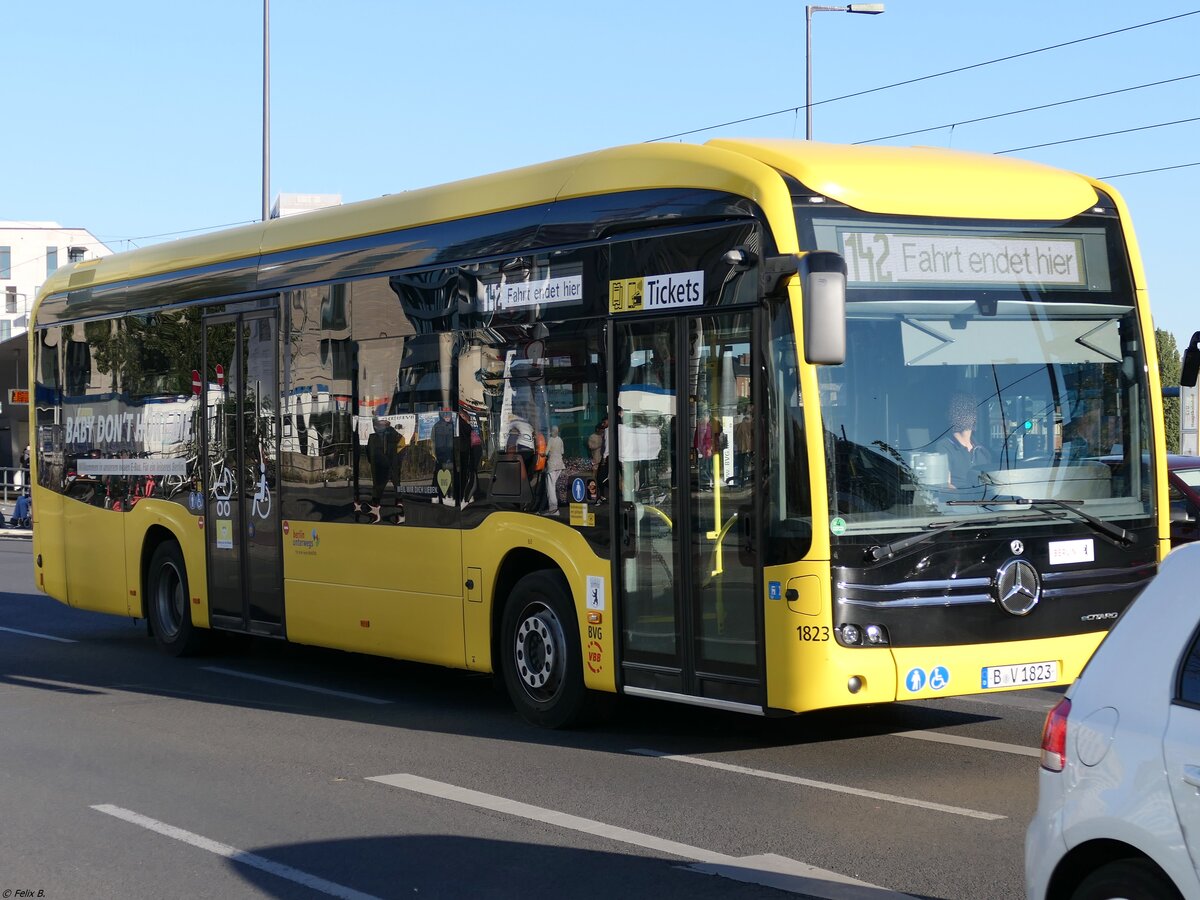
[29,139,1167,726]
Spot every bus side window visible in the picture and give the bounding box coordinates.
[281,285,355,523]
[765,299,813,564]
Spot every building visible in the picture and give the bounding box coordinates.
[0,331,30,477]
[0,221,112,340]
[270,193,342,219]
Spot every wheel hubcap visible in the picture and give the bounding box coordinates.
[514,602,564,701]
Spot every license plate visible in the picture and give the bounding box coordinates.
[980,660,1059,689]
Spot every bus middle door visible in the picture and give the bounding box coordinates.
[203,307,284,635]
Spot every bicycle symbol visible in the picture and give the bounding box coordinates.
[213,466,234,518]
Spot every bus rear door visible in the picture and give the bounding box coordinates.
[202,307,284,635]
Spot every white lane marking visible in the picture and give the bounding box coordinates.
[91,804,381,900]
[892,729,1040,758]
[201,666,392,705]
[3,674,102,692]
[630,749,1004,821]
[367,773,904,899]
[0,625,77,643]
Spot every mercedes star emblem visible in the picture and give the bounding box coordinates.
[995,558,1041,616]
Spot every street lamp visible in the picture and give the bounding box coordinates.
[262,0,271,222]
[806,3,885,140]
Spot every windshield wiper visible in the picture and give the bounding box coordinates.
[947,497,1137,547]
[864,511,1061,563]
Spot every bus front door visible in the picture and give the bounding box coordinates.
[202,309,284,635]
[614,312,761,709]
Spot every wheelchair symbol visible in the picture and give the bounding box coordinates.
[929,666,950,691]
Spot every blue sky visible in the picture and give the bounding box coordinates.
[7,2,1198,348]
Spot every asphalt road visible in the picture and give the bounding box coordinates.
[0,537,1057,899]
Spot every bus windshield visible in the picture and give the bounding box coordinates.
[800,208,1153,535]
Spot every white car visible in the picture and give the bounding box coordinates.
[1026,541,1200,900]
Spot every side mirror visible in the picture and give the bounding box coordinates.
[801,251,847,365]
[760,251,847,366]
[1182,331,1200,388]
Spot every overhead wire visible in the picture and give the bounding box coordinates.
[645,10,1200,143]
[854,73,1200,145]
[96,217,260,247]
[0,220,258,280]
[995,116,1200,154]
[15,13,1198,259]
[1102,161,1200,179]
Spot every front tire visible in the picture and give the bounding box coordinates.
[1071,859,1182,900]
[500,570,587,728]
[147,541,203,657]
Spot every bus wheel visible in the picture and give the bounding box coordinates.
[501,571,586,728]
[147,541,202,657]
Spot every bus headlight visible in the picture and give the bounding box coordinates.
[837,623,889,646]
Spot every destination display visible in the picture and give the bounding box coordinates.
[484,274,583,311]
[810,219,1111,291]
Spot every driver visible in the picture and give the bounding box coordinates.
[939,392,991,489]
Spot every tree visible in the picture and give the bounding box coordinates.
[86,307,233,398]
[1157,328,1181,454]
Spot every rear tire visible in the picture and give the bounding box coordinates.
[147,541,203,657]
[1071,859,1182,900]
[500,570,587,728]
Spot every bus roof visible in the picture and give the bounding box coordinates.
[710,139,1100,220]
[37,139,1102,310]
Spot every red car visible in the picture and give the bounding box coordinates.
[1167,454,1200,546]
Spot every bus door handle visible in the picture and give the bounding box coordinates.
[621,502,637,558]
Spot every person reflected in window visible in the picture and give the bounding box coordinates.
[361,415,403,523]
[432,408,456,504]
[939,392,991,490]
[734,407,753,486]
[459,409,482,505]
[589,416,609,500]
[587,419,605,474]
[544,425,564,515]
[694,404,720,489]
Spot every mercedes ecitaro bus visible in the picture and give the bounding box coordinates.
[29,139,1167,726]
